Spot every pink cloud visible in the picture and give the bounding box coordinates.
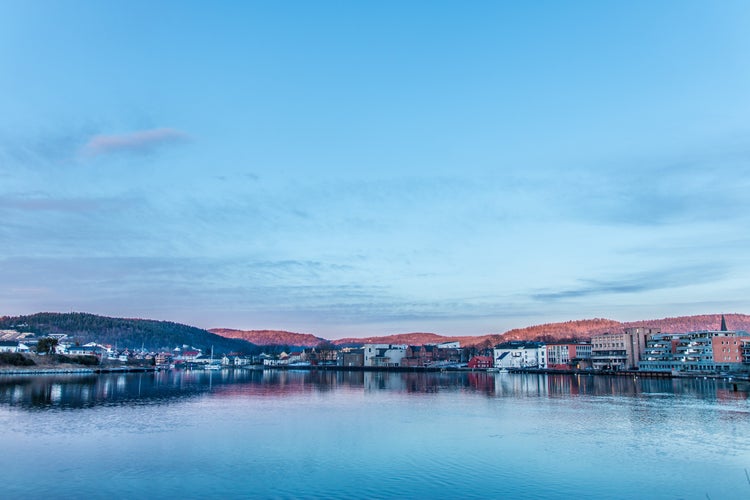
[80,128,190,158]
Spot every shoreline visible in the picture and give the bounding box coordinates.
[2,363,749,383]
[271,364,750,382]
[0,366,158,375]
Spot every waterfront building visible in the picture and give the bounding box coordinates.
[363,344,408,367]
[288,351,304,363]
[591,327,658,371]
[638,330,750,373]
[493,341,546,369]
[639,333,684,370]
[304,346,338,366]
[83,342,112,355]
[467,356,493,369]
[67,345,105,357]
[434,345,465,365]
[176,349,202,362]
[401,345,438,367]
[546,342,592,370]
[339,348,364,367]
[0,340,26,353]
[155,352,174,367]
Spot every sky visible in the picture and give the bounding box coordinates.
[2,1,750,338]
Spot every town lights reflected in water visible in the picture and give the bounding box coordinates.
[1,370,749,499]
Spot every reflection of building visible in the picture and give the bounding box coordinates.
[493,341,546,369]
[591,327,658,371]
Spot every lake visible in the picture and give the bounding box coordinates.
[1,369,749,499]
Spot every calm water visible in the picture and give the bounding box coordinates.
[1,370,749,499]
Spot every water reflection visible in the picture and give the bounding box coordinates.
[0,369,746,410]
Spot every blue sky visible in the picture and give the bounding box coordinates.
[2,1,750,338]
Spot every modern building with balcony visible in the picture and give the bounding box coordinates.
[639,330,749,373]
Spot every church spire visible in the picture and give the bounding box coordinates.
[720,314,727,331]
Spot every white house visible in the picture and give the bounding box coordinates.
[363,344,408,367]
[0,341,20,353]
[494,341,547,369]
[435,341,461,349]
[68,345,104,357]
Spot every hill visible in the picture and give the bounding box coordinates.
[11,312,743,353]
[331,332,507,348]
[500,318,624,342]
[0,312,257,354]
[332,332,454,346]
[209,313,750,348]
[622,313,750,334]
[499,314,750,342]
[209,328,325,348]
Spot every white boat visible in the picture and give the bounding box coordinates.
[204,345,221,370]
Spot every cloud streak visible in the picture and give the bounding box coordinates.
[0,194,138,213]
[80,128,190,158]
[532,264,728,302]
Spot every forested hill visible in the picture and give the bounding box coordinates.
[0,312,257,354]
[210,328,326,348]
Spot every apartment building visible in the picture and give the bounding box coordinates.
[591,327,659,371]
[639,330,749,373]
[546,342,592,369]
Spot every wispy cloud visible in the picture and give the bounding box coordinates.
[552,147,750,227]
[532,264,728,302]
[0,128,96,167]
[80,128,190,158]
[0,194,138,213]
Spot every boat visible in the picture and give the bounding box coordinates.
[488,366,509,373]
[205,346,221,370]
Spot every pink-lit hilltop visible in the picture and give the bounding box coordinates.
[210,313,750,347]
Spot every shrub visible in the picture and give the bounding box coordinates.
[0,352,36,366]
[54,354,100,366]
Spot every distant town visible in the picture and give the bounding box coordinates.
[1,315,749,379]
